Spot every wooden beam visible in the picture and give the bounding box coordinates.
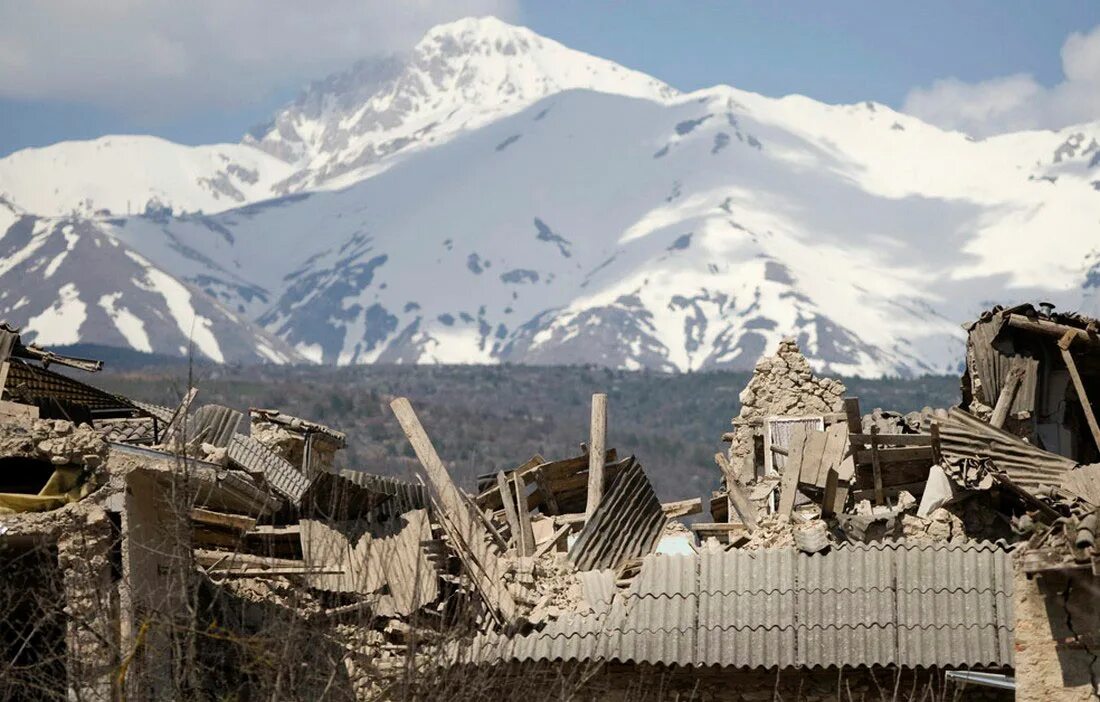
[513,471,536,557]
[715,453,757,530]
[990,358,1027,428]
[495,471,522,550]
[1059,331,1100,456]
[191,508,256,532]
[389,397,517,623]
[847,434,931,447]
[661,497,703,518]
[585,393,608,521]
[843,397,862,434]
[1007,314,1100,348]
[870,426,885,506]
[852,446,935,465]
[533,524,571,560]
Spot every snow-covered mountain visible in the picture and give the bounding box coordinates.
[0,136,294,217]
[0,17,1097,375]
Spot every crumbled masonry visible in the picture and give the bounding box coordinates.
[1,304,1100,698]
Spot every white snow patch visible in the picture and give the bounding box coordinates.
[125,250,225,362]
[25,283,86,345]
[98,292,152,352]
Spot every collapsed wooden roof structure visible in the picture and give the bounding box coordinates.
[1,304,1099,698]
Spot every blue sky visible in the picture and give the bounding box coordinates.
[1,1,1098,156]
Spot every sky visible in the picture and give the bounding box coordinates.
[1,1,1098,156]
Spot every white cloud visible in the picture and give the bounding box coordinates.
[903,24,1100,137]
[0,1,518,116]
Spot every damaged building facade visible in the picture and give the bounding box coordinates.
[1,304,1100,700]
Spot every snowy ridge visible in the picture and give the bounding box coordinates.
[244,16,678,191]
[0,135,294,217]
[0,17,1098,374]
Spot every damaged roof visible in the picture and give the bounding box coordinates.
[467,540,1014,670]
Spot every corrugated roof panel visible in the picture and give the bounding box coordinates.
[895,543,1013,668]
[698,549,796,668]
[464,541,1013,670]
[568,459,666,572]
[228,434,310,504]
[188,404,242,449]
[577,569,617,618]
[797,545,896,667]
[938,408,1075,489]
[616,554,696,666]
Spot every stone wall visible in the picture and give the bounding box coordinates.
[1014,564,1100,701]
[728,338,846,481]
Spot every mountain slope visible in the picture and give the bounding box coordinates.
[0,200,301,363]
[1,17,1097,374]
[108,84,1099,375]
[244,16,677,191]
[0,136,295,217]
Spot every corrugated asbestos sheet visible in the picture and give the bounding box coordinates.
[228,434,310,504]
[1063,465,1100,506]
[568,458,666,571]
[937,407,1076,489]
[187,405,243,449]
[577,569,617,618]
[967,317,1039,415]
[468,541,1013,670]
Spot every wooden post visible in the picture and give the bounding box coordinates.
[1059,331,1100,455]
[990,359,1026,428]
[513,471,535,557]
[495,471,522,551]
[870,426,885,506]
[389,397,516,622]
[715,453,757,530]
[585,393,608,521]
[843,398,862,434]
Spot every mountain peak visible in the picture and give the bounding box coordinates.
[243,17,677,189]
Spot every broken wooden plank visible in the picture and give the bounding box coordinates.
[533,524,571,559]
[715,452,758,530]
[476,454,546,508]
[661,497,702,518]
[848,433,932,447]
[798,429,829,490]
[777,425,809,522]
[533,465,561,515]
[870,426,885,506]
[191,508,257,532]
[852,446,935,465]
[990,357,1027,429]
[513,471,536,557]
[1059,331,1100,456]
[389,397,517,623]
[586,393,608,521]
[496,471,522,550]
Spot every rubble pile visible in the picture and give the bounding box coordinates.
[1,301,1100,698]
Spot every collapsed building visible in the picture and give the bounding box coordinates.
[1,304,1099,700]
